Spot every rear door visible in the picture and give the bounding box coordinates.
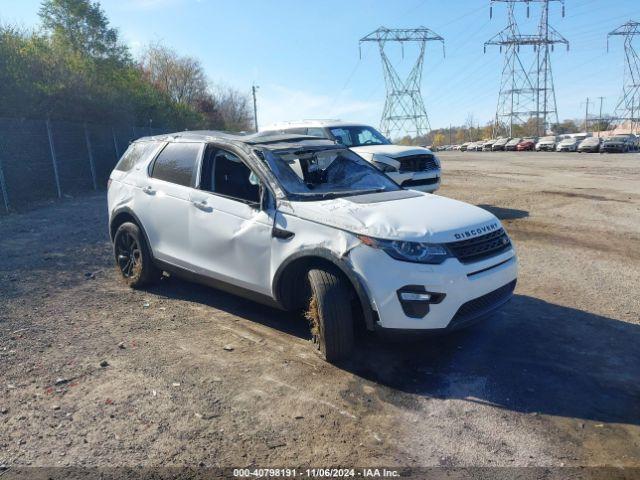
[188,145,274,295]
[136,141,204,267]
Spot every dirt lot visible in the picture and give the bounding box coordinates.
[1,151,639,470]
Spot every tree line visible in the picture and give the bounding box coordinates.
[0,0,253,131]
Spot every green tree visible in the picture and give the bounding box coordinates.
[39,0,129,62]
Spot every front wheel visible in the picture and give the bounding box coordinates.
[113,222,160,288]
[306,268,354,362]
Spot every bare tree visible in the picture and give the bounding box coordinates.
[140,43,207,105]
[214,86,252,132]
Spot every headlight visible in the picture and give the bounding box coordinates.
[372,161,397,173]
[358,235,450,264]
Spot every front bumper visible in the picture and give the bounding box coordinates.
[601,145,626,152]
[349,245,518,330]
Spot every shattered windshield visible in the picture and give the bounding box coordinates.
[262,147,399,200]
[328,126,391,147]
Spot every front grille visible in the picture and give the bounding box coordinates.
[397,154,438,173]
[448,280,516,330]
[447,228,512,264]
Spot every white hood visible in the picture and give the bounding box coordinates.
[350,144,432,158]
[285,192,500,243]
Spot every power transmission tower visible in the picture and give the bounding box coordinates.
[360,27,444,139]
[485,0,568,137]
[534,0,568,136]
[608,21,640,134]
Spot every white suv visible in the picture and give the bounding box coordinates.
[108,132,517,362]
[260,121,441,192]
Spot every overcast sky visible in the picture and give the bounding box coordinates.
[3,0,638,131]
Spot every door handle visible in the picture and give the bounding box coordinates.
[142,186,155,195]
[192,200,212,212]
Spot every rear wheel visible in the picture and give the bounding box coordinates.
[113,222,160,288]
[306,268,354,362]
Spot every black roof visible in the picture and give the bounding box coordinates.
[138,130,337,150]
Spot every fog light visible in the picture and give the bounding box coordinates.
[397,286,446,319]
[399,292,432,302]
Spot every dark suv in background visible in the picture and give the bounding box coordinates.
[601,134,637,153]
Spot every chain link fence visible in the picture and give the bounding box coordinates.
[0,117,170,214]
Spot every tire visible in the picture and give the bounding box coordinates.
[113,222,160,288]
[306,268,354,362]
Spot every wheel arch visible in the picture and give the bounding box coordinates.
[272,248,377,330]
[109,208,154,259]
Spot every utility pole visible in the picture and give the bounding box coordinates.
[581,97,592,132]
[251,84,259,132]
[359,27,445,138]
[596,96,605,136]
[608,21,640,134]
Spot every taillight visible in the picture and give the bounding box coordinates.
[107,178,112,189]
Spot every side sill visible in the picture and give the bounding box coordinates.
[154,259,283,310]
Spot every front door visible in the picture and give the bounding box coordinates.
[188,146,274,295]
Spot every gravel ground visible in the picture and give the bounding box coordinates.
[0,151,639,470]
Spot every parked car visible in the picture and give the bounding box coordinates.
[460,142,473,152]
[492,137,511,151]
[260,121,441,192]
[483,139,496,151]
[601,134,635,153]
[504,138,522,151]
[467,141,484,151]
[107,132,518,362]
[577,136,602,153]
[535,136,558,151]
[516,138,536,151]
[556,137,580,152]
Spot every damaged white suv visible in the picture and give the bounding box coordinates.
[108,132,517,362]
[260,120,441,192]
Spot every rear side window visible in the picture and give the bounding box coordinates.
[115,142,159,172]
[151,142,201,187]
